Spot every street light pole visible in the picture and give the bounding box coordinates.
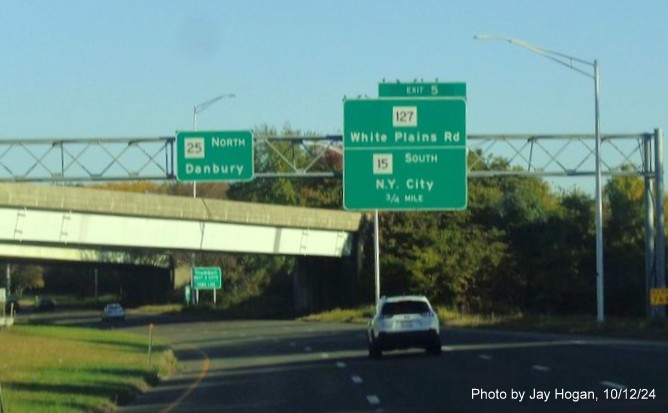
[191,93,235,198]
[474,35,605,323]
[189,93,234,306]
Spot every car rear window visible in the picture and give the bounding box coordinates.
[381,300,430,316]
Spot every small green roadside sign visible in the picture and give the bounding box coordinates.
[176,130,254,181]
[343,97,467,211]
[192,267,222,290]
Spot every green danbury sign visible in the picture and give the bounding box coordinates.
[176,130,254,182]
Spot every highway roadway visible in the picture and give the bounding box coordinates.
[106,316,668,413]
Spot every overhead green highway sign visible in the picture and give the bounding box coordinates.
[176,130,254,181]
[343,97,467,211]
[378,82,466,99]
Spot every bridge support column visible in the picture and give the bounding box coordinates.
[292,255,359,313]
[292,259,313,312]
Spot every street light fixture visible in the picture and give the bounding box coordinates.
[191,93,235,198]
[192,93,236,130]
[474,35,604,323]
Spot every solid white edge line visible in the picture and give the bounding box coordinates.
[600,381,627,389]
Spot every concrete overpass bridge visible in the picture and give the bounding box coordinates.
[0,183,363,262]
[0,183,365,309]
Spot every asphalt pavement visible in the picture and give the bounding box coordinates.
[105,316,668,413]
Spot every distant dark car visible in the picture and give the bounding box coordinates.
[35,296,56,312]
[4,295,20,312]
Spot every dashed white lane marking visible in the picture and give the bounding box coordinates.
[600,381,627,389]
[304,346,312,352]
[479,354,493,361]
[336,362,347,368]
[351,375,363,384]
[532,365,551,372]
[366,395,381,405]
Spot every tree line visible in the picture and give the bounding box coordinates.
[221,126,656,317]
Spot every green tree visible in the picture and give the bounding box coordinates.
[379,209,507,312]
[604,174,645,316]
[10,264,45,295]
[226,125,299,205]
[227,124,343,208]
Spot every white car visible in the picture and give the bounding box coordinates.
[367,295,441,358]
[102,303,125,321]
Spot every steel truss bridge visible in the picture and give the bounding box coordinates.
[0,130,665,315]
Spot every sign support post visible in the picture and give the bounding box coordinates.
[344,82,467,303]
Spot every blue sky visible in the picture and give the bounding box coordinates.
[0,0,666,190]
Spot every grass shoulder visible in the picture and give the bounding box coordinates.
[0,324,177,413]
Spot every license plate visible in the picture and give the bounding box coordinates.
[399,321,413,328]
